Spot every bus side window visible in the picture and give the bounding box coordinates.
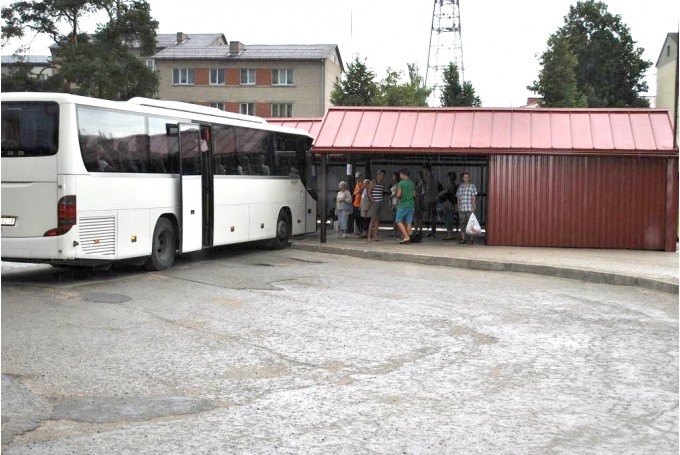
[118,137,148,173]
[95,144,117,172]
[214,156,227,175]
[80,142,99,172]
[77,105,145,173]
[148,117,182,174]
[235,127,272,176]
[213,125,237,175]
[274,132,305,178]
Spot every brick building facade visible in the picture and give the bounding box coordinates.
[150,33,344,118]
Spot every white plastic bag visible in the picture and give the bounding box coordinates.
[465,213,481,236]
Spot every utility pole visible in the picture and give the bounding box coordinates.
[426,0,464,107]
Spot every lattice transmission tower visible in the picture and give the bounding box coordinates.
[425,0,464,106]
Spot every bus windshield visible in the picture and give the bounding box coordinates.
[1,102,59,157]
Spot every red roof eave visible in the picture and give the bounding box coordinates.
[310,107,678,158]
[311,147,678,158]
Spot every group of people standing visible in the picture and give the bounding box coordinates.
[334,170,388,241]
[335,166,478,244]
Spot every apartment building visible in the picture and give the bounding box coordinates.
[150,33,344,118]
[1,55,54,79]
[656,32,678,141]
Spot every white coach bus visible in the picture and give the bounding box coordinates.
[1,93,317,270]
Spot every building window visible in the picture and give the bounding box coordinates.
[209,102,225,111]
[240,69,256,85]
[271,103,293,118]
[172,68,194,85]
[668,45,672,57]
[145,59,156,72]
[272,69,294,86]
[210,69,225,85]
[240,103,255,115]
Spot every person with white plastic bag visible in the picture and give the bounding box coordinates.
[466,212,481,237]
[456,172,478,245]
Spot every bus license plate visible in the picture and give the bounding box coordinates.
[1,217,16,226]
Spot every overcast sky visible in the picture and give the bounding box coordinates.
[2,0,678,107]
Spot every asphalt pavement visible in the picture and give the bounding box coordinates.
[1,247,678,454]
[292,231,680,294]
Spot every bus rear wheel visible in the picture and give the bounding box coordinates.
[269,210,290,250]
[145,218,176,271]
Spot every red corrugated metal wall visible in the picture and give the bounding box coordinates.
[487,155,678,251]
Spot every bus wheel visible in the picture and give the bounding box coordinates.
[270,210,290,250]
[145,218,176,271]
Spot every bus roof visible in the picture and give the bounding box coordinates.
[127,97,267,125]
[1,92,312,140]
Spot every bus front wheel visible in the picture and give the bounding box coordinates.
[145,218,176,271]
[269,210,290,250]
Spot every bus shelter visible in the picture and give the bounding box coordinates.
[311,106,679,251]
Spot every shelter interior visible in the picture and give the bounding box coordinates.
[318,153,489,230]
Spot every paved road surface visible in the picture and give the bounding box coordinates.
[2,247,677,454]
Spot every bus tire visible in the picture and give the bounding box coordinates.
[145,218,176,271]
[270,210,290,250]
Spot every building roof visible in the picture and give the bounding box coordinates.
[1,55,51,65]
[312,107,678,157]
[156,34,176,48]
[229,44,339,61]
[48,33,225,52]
[266,118,323,138]
[656,32,679,67]
[522,97,542,108]
[154,42,340,64]
[158,33,225,48]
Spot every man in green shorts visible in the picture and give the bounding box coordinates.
[395,168,415,244]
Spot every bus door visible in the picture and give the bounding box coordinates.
[178,124,203,253]
[304,147,318,233]
[199,125,214,248]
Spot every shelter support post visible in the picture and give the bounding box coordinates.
[320,154,328,243]
[664,158,678,252]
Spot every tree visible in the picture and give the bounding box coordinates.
[529,0,651,107]
[376,63,431,107]
[55,1,159,99]
[332,58,431,107]
[440,62,482,107]
[1,0,114,46]
[330,55,378,106]
[1,0,158,100]
[529,34,587,107]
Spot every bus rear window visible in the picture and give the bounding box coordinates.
[1,102,59,157]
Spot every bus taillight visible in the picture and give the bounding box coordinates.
[44,196,77,236]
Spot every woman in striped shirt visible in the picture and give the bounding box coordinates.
[366,169,387,241]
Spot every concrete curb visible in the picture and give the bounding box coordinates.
[290,242,679,294]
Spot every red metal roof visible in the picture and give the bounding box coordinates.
[266,118,322,138]
[312,107,678,156]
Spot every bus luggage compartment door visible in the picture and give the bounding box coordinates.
[179,124,203,253]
